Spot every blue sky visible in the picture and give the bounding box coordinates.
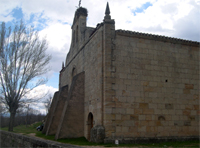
[132,2,153,15]
[1,0,199,113]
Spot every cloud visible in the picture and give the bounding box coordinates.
[38,22,71,74]
[24,84,57,100]
[21,84,57,114]
[172,1,200,41]
[0,0,19,22]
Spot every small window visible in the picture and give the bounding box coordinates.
[72,30,75,47]
[72,67,77,79]
[76,25,78,43]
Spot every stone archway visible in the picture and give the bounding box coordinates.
[87,112,93,141]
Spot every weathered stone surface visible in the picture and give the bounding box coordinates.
[42,91,59,134]
[46,85,68,136]
[44,2,199,143]
[90,125,105,143]
[55,72,85,139]
[0,130,82,148]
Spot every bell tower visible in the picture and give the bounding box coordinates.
[71,7,88,49]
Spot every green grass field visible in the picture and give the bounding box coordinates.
[1,122,199,147]
[0,122,42,135]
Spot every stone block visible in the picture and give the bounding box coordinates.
[149,92,158,98]
[130,115,139,120]
[126,108,134,114]
[154,109,162,114]
[145,115,152,120]
[149,82,157,87]
[162,109,169,115]
[156,121,162,126]
[124,120,135,126]
[139,115,145,120]
[165,104,173,109]
[116,126,122,132]
[90,125,105,143]
[184,121,191,126]
[148,121,155,126]
[185,84,194,89]
[115,114,121,120]
[122,126,129,133]
[134,108,143,115]
[139,103,149,109]
[144,87,155,92]
[142,81,149,86]
[183,89,190,94]
[140,121,148,126]
[129,127,137,132]
[183,110,191,115]
[143,108,154,114]
[138,126,146,132]
[121,115,130,120]
[149,103,157,109]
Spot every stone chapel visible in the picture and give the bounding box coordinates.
[43,3,199,143]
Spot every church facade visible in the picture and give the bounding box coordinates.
[43,3,199,143]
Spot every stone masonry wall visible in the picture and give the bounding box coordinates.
[46,85,68,136]
[107,30,199,140]
[42,91,59,134]
[55,72,85,139]
[0,130,81,148]
[59,25,104,139]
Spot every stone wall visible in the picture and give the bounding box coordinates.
[0,130,81,148]
[44,4,200,142]
[42,91,59,134]
[59,25,104,139]
[56,72,85,139]
[46,85,68,136]
[104,30,199,140]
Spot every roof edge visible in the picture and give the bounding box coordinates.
[116,29,200,47]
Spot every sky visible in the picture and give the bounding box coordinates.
[1,0,200,113]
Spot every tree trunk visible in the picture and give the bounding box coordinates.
[8,112,16,131]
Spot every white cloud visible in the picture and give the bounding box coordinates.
[39,23,71,50]
[38,22,71,74]
[21,84,57,114]
[23,84,57,101]
[0,0,19,22]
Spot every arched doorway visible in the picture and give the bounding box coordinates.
[87,112,93,140]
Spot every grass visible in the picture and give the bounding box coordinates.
[1,123,199,147]
[0,122,42,135]
[36,132,199,147]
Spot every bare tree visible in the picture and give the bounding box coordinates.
[43,95,52,114]
[0,21,51,131]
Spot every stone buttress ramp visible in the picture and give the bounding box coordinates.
[42,91,59,134]
[46,85,68,135]
[55,72,85,139]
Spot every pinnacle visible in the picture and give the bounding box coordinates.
[105,2,110,15]
[62,62,64,69]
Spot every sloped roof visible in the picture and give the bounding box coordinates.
[116,29,199,46]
